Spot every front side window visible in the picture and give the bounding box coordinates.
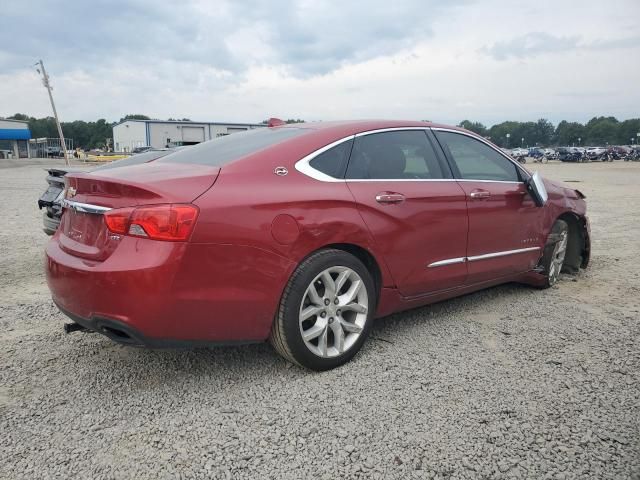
[435,131,520,182]
[346,130,445,180]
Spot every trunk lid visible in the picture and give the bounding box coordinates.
[58,162,219,260]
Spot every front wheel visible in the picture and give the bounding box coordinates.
[539,220,569,288]
[270,249,376,370]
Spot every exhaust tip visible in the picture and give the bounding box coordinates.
[63,323,89,334]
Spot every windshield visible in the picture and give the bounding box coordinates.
[157,127,308,166]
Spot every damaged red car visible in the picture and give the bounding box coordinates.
[46,120,590,370]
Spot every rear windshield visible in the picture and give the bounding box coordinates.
[158,127,308,166]
[91,149,180,171]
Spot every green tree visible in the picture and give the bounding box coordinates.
[617,119,640,145]
[119,114,150,123]
[8,113,30,121]
[533,119,554,146]
[488,121,522,147]
[555,121,586,146]
[458,120,488,137]
[584,116,619,145]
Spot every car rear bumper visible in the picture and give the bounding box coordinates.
[43,211,60,235]
[54,300,257,348]
[46,235,295,344]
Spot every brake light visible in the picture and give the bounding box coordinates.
[103,207,134,235]
[104,204,199,241]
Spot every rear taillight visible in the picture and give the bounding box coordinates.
[104,204,199,241]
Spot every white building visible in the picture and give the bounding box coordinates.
[112,119,264,152]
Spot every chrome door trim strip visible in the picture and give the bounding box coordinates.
[63,199,112,214]
[427,247,540,268]
[467,247,540,262]
[427,257,467,268]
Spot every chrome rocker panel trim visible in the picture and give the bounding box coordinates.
[428,247,541,268]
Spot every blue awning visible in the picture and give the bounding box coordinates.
[0,128,31,140]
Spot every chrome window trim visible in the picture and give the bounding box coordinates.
[431,127,531,181]
[63,199,112,214]
[294,126,531,184]
[354,127,430,137]
[294,135,355,182]
[427,247,540,268]
[345,178,458,183]
[295,127,439,183]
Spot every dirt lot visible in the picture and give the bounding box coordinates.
[0,159,638,479]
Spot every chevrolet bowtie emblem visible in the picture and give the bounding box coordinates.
[67,187,77,198]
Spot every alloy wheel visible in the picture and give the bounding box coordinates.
[298,266,368,358]
[548,230,568,285]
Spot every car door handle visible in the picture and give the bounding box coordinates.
[469,189,491,200]
[375,192,405,204]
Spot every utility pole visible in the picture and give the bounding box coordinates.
[36,60,69,166]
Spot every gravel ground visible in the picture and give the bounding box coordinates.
[0,159,638,479]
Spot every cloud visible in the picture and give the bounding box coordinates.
[0,0,638,125]
[0,0,464,78]
[483,32,640,61]
[482,32,580,60]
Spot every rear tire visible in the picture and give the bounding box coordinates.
[539,220,569,288]
[270,249,376,371]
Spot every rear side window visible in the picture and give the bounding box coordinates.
[436,131,520,182]
[158,127,308,166]
[346,130,446,180]
[309,140,353,178]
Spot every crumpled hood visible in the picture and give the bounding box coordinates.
[543,177,586,200]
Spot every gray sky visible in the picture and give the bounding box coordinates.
[1,0,639,125]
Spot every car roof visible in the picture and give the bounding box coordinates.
[275,119,462,137]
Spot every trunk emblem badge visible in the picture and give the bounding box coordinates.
[66,187,77,198]
[274,166,288,176]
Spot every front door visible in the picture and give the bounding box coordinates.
[434,130,544,284]
[345,130,469,297]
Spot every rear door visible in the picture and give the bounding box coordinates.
[345,129,469,297]
[433,129,544,284]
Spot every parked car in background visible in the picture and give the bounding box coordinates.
[626,146,640,161]
[557,147,584,162]
[45,120,590,370]
[45,146,64,158]
[586,147,607,161]
[528,147,545,159]
[605,146,629,161]
[543,148,557,160]
[511,147,528,159]
[131,146,152,154]
[38,148,183,234]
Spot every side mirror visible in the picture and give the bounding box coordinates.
[525,171,548,207]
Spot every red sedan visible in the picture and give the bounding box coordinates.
[46,120,590,370]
